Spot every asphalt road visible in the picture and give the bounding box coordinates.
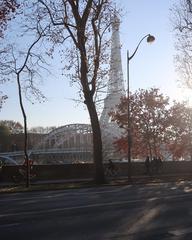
[1,181,192,240]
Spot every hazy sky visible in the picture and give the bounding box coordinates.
[1,0,188,128]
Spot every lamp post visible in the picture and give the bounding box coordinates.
[127,34,155,182]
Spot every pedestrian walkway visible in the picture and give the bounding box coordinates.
[1,173,192,188]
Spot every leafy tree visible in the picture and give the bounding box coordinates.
[0,124,11,152]
[168,102,192,160]
[32,0,116,183]
[111,87,192,161]
[110,88,170,160]
[0,120,23,134]
[133,88,170,159]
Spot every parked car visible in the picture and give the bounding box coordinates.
[0,156,18,166]
[0,156,18,182]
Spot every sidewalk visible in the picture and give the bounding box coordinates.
[0,178,92,187]
[1,173,192,188]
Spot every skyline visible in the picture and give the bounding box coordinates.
[1,0,190,128]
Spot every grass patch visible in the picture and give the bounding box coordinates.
[0,181,95,194]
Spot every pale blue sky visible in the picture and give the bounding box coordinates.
[1,0,188,128]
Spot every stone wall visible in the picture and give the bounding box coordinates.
[1,161,192,182]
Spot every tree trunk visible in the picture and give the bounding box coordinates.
[16,73,30,187]
[86,98,105,184]
[148,140,152,160]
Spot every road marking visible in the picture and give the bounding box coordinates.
[0,192,192,219]
[0,223,21,228]
[169,227,192,236]
[0,184,191,203]
[0,199,144,218]
[0,188,128,202]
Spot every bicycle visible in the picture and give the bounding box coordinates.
[104,165,118,178]
[12,163,37,183]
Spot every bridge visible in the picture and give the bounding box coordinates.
[0,148,93,165]
[0,123,94,164]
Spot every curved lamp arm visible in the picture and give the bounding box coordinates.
[128,34,155,61]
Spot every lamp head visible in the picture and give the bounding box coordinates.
[147,34,155,43]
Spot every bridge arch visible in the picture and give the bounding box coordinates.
[33,124,93,164]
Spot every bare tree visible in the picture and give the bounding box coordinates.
[1,21,48,187]
[172,0,192,88]
[29,126,56,134]
[34,0,116,183]
[0,0,19,38]
[0,0,19,107]
[0,92,8,110]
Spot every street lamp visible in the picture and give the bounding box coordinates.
[127,34,155,182]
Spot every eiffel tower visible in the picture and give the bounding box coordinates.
[100,14,125,161]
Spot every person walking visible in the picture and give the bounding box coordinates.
[145,156,150,175]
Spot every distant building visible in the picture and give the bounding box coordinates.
[100,14,125,161]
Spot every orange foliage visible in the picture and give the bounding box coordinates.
[111,88,192,160]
